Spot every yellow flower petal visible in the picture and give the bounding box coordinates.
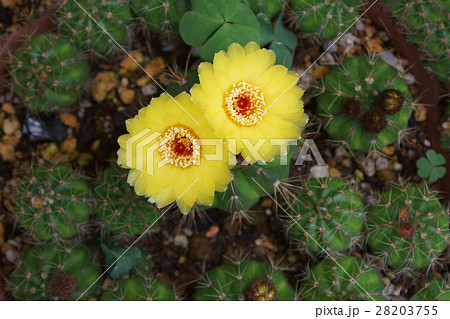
[117,92,233,213]
[191,42,308,163]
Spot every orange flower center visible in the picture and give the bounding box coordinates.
[159,126,200,168]
[224,81,266,126]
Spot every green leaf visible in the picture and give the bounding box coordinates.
[257,16,273,47]
[269,41,293,68]
[416,157,432,178]
[179,0,260,61]
[101,244,142,279]
[273,16,297,50]
[429,166,446,183]
[426,149,446,166]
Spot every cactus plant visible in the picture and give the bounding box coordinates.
[131,0,189,37]
[212,146,295,214]
[11,34,89,112]
[289,0,361,39]
[286,177,365,254]
[243,0,283,19]
[299,256,386,300]
[12,164,91,241]
[411,277,450,301]
[101,251,176,301]
[194,259,296,300]
[9,244,101,300]
[58,0,134,55]
[368,185,449,272]
[425,59,450,84]
[381,0,449,83]
[381,0,449,58]
[317,56,413,152]
[93,165,161,243]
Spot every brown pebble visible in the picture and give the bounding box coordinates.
[355,169,364,183]
[119,52,144,72]
[313,65,329,80]
[260,198,273,209]
[205,225,219,238]
[366,39,383,53]
[1,103,15,114]
[119,88,135,105]
[0,143,15,161]
[2,117,20,135]
[414,105,427,122]
[145,57,166,77]
[60,136,77,153]
[255,236,275,250]
[60,113,79,128]
[91,72,118,102]
[381,145,395,156]
[377,169,396,182]
[137,76,150,87]
[365,25,375,38]
[329,167,341,178]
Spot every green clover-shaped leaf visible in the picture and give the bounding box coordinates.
[416,150,447,183]
[257,15,297,68]
[426,149,446,166]
[179,0,260,61]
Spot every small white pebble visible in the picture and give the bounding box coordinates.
[142,84,157,96]
[5,248,17,262]
[379,51,398,67]
[174,234,189,249]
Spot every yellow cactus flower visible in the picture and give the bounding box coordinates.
[117,92,234,214]
[191,42,307,163]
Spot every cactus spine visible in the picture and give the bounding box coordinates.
[11,34,88,112]
[287,177,366,254]
[194,259,296,300]
[12,164,91,241]
[93,165,161,243]
[9,244,101,300]
[299,256,386,300]
[367,185,449,272]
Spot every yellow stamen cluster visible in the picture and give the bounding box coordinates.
[224,81,267,126]
[158,126,200,168]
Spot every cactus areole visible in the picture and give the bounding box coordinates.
[50,273,77,300]
[247,279,278,301]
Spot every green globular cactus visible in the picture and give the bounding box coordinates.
[382,0,449,83]
[58,0,134,55]
[289,0,361,39]
[382,0,449,58]
[131,0,189,37]
[9,244,101,300]
[317,56,413,152]
[411,277,450,301]
[425,59,450,84]
[11,34,88,112]
[93,165,161,243]
[194,259,296,300]
[242,0,283,19]
[212,146,295,214]
[12,164,91,241]
[368,185,449,272]
[286,177,365,254]
[299,256,386,300]
[101,252,176,301]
